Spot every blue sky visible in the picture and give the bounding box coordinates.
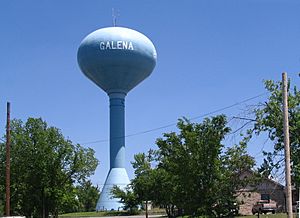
[0,0,299,186]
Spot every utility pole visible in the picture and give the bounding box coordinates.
[282,72,293,218]
[145,200,148,218]
[298,188,300,218]
[5,102,11,216]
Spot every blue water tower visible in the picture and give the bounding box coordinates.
[77,26,157,210]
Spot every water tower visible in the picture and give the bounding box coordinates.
[77,27,157,210]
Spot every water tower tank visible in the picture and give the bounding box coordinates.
[78,27,157,94]
[77,26,157,210]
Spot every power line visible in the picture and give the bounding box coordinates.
[80,92,267,145]
[188,93,266,121]
[232,116,256,122]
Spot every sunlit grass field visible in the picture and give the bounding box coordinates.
[59,212,296,218]
[236,213,295,218]
[59,211,130,217]
[59,207,166,217]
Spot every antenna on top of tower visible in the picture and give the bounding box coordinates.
[112,8,119,27]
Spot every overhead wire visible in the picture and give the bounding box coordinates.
[80,92,267,145]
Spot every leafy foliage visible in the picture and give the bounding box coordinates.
[155,116,231,216]
[114,115,256,217]
[250,79,300,184]
[111,185,139,214]
[217,142,257,217]
[0,118,99,217]
[76,180,100,212]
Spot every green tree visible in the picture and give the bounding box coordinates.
[215,142,257,217]
[221,142,257,193]
[112,151,174,216]
[131,116,248,217]
[111,185,139,215]
[112,115,257,217]
[0,118,99,217]
[131,151,175,217]
[76,180,100,212]
[155,116,230,216]
[131,151,156,218]
[249,79,300,184]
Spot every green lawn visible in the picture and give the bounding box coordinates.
[59,212,297,218]
[236,213,296,218]
[59,211,132,217]
[59,208,166,217]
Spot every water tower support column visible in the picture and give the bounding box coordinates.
[109,92,126,168]
[96,92,130,211]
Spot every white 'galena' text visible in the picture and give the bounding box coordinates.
[99,41,134,50]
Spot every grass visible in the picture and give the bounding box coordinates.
[59,211,134,217]
[60,211,297,218]
[59,208,166,217]
[236,213,297,218]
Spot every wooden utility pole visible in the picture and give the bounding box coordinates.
[145,200,148,218]
[298,189,300,218]
[282,72,293,218]
[5,102,11,216]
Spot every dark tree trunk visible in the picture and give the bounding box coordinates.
[145,200,148,218]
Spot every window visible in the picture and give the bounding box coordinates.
[261,194,270,201]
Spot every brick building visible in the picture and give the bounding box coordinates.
[236,172,285,215]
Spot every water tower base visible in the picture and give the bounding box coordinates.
[96,167,130,211]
